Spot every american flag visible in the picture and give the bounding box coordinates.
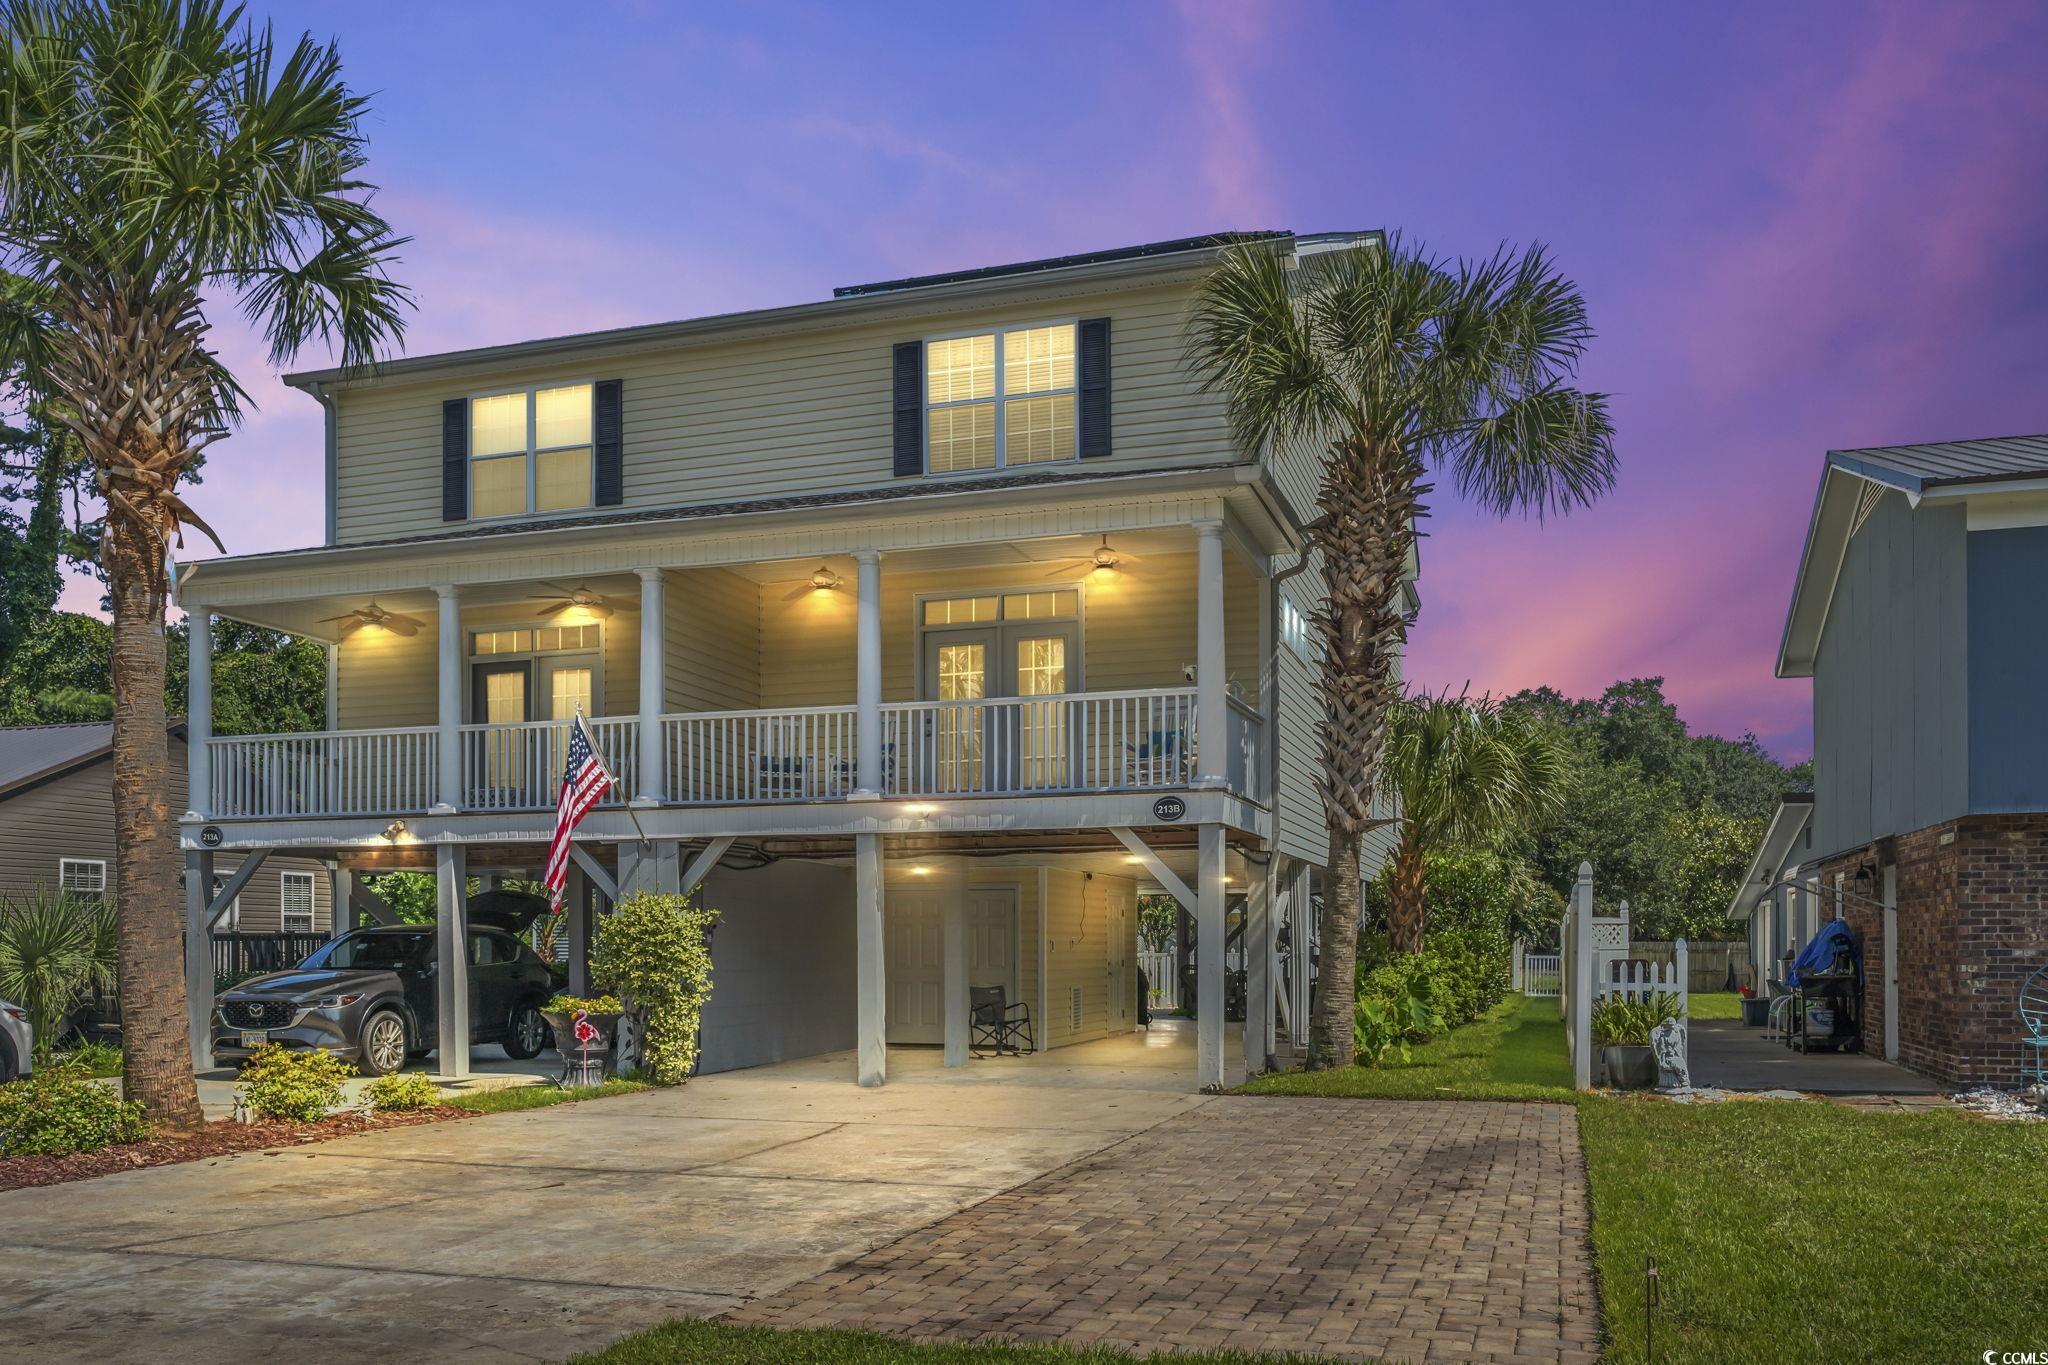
[543,713,613,912]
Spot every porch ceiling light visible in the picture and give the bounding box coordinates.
[809,565,842,591]
[909,865,932,876]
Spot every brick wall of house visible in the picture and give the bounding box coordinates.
[1820,814,2048,1087]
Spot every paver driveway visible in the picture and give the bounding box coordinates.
[736,1096,1600,1363]
[0,1027,1598,1363]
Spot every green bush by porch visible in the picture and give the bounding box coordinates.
[1244,994,1574,1101]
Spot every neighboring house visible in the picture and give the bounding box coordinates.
[1726,792,1817,989]
[0,722,333,934]
[1747,434,2048,1086]
[173,230,1408,1087]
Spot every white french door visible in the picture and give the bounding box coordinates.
[919,623,1079,792]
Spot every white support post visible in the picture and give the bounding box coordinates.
[1197,822,1227,1088]
[434,842,471,1080]
[1675,939,1690,1017]
[565,861,591,996]
[1571,861,1595,1090]
[1511,936,1525,991]
[635,566,665,805]
[619,839,680,895]
[1195,521,1226,788]
[1289,862,1312,1044]
[185,611,212,819]
[185,848,215,1072]
[434,584,462,813]
[327,863,352,939]
[942,856,969,1068]
[853,550,883,797]
[1243,858,1272,1073]
[855,833,887,1086]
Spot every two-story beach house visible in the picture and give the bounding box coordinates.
[174,231,1400,1089]
[1734,434,2048,1085]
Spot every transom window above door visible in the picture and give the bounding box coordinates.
[925,323,1076,473]
[468,383,594,519]
[919,589,1078,627]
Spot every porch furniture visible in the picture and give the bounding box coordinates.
[970,985,1035,1056]
[1125,727,1193,786]
[1764,977,1797,1041]
[2022,964,2048,1086]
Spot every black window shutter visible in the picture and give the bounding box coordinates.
[441,398,467,521]
[594,379,624,506]
[892,341,924,476]
[1078,317,1111,458]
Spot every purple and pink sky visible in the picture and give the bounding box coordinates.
[62,1,2048,761]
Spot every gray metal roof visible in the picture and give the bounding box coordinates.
[0,723,116,797]
[1828,433,2048,492]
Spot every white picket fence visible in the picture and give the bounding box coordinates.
[1559,865,1689,1089]
[1521,953,1563,998]
[1597,948,1689,1016]
[1139,949,1180,1011]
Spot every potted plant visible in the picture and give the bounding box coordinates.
[1591,992,1681,1089]
[541,993,624,1077]
[1738,982,1770,1027]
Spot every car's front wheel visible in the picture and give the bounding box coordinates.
[503,1001,548,1059]
[357,1009,409,1076]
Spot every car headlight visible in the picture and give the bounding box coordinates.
[314,994,363,1010]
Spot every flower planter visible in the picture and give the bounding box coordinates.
[1602,1043,1659,1090]
[1740,996,1770,1027]
[540,1010,621,1080]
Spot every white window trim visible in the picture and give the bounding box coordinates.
[924,320,1079,476]
[58,857,107,899]
[465,618,607,723]
[280,870,317,934]
[467,380,597,522]
[911,583,1088,700]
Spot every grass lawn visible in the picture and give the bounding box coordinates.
[1581,1096,2048,1363]
[571,1320,1311,1363]
[1684,992,1745,1020]
[445,1077,652,1114]
[1238,993,1574,1101]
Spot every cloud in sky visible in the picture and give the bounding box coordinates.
[28,0,2048,764]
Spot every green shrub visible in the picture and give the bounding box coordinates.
[58,1036,123,1077]
[239,1044,355,1122]
[362,1070,441,1113]
[1590,992,1682,1046]
[0,891,118,1054]
[0,1062,149,1155]
[1353,975,1443,1067]
[544,993,623,1015]
[591,892,718,1086]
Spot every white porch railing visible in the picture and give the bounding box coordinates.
[459,716,637,811]
[662,705,858,804]
[207,728,438,818]
[204,690,1265,817]
[882,687,1205,798]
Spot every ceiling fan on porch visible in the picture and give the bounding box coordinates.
[1043,534,1140,578]
[315,601,423,637]
[536,582,615,620]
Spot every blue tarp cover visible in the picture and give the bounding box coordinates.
[1788,917,1861,987]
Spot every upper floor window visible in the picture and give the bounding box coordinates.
[926,323,1076,473]
[1280,596,1312,659]
[468,383,594,519]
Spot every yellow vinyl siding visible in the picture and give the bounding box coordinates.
[328,283,1235,545]
[335,601,638,730]
[663,567,760,712]
[756,550,1258,707]
[1038,868,1135,1047]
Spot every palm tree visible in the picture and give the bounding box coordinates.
[1188,235,1614,1068]
[1381,693,1569,953]
[0,0,409,1129]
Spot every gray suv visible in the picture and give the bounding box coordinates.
[213,893,555,1076]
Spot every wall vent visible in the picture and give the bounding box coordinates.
[1070,985,1084,1034]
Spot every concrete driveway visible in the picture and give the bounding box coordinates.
[0,1031,1215,1362]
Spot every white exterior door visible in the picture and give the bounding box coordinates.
[1882,864,1900,1062]
[886,886,1018,1045]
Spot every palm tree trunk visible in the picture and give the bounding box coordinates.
[105,510,204,1133]
[1387,821,1427,955]
[1308,831,1361,1068]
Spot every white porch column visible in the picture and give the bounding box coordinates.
[565,862,592,997]
[942,857,970,1068]
[434,842,471,1080]
[327,863,353,940]
[185,848,215,1071]
[1197,822,1227,1089]
[855,833,887,1086]
[853,550,883,797]
[434,584,462,812]
[635,566,665,804]
[1244,857,1273,1074]
[185,612,212,818]
[1195,520,1227,787]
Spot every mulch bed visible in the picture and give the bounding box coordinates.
[0,1104,477,1193]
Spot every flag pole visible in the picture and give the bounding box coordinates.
[580,707,649,843]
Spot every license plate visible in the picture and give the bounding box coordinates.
[240,1030,269,1048]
